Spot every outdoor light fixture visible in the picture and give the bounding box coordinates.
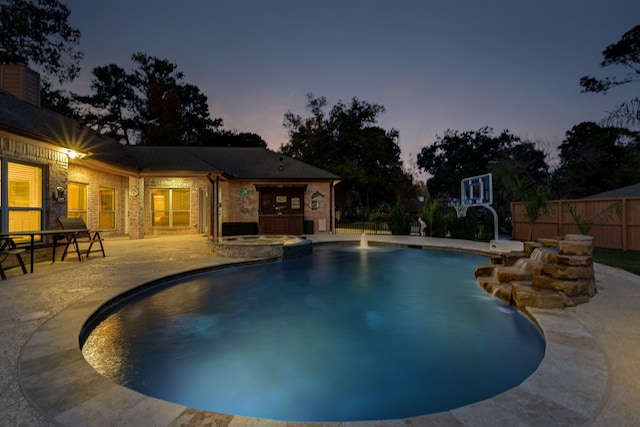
[64,149,87,159]
[53,186,66,203]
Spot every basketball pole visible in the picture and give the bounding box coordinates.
[484,205,499,242]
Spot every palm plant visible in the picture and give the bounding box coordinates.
[565,202,622,235]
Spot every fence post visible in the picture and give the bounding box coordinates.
[622,198,627,251]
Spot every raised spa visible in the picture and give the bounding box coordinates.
[81,244,545,423]
[208,235,312,259]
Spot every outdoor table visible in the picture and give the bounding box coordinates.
[0,229,87,273]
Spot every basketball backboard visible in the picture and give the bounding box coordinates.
[461,173,492,206]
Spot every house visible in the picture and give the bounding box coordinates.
[583,182,640,199]
[0,64,339,250]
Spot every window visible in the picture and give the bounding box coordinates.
[151,188,190,227]
[99,187,115,229]
[5,162,43,242]
[67,182,88,222]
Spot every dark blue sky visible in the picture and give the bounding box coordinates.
[63,0,639,170]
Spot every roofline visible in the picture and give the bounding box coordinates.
[76,158,139,177]
[138,170,222,178]
[0,125,75,158]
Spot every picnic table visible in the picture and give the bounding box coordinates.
[0,229,87,273]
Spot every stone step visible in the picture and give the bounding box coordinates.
[476,276,512,304]
[495,266,532,282]
[474,264,495,278]
[512,282,565,309]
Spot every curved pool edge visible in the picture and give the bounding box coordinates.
[17,240,609,426]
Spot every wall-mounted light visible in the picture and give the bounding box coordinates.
[65,149,86,159]
[53,186,66,203]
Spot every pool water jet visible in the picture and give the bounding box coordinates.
[359,232,368,248]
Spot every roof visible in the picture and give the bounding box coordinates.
[125,146,340,180]
[0,90,339,181]
[584,182,640,199]
[0,89,138,168]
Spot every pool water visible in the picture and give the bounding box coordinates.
[82,245,545,422]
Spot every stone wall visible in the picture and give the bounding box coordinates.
[476,234,596,310]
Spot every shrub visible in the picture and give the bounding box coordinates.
[388,198,411,235]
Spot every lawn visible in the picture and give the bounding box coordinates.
[593,248,640,276]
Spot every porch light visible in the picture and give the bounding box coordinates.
[65,149,86,159]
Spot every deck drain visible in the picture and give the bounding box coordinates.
[16,311,49,322]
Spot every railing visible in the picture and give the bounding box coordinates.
[335,215,422,236]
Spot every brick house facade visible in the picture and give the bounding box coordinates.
[0,65,339,251]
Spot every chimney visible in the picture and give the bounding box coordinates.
[0,64,41,107]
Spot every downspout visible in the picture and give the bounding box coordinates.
[207,174,219,240]
[331,180,336,234]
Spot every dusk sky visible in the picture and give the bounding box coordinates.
[62,1,639,172]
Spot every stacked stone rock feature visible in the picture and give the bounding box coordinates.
[475,234,596,310]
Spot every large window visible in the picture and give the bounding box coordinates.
[67,182,87,222]
[99,187,115,229]
[5,161,43,242]
[151,188,190,227]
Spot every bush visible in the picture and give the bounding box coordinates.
[448,210,478,240]
[368,211,386,223]
[388,198,411,235]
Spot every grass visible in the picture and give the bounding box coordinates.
[593,248,640,276]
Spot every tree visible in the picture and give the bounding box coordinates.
[522,185,551,240]
[0,0,83,84]
[204,130,267,147]
[417,127,549,235]
[75,64,138,144]
[40,80,79,118]
[417,127,548,230]
[580,25,640,129]
[179,83,223,145]
[417,128,515,198]
[552,122,640,198]
[280,93,415,215]
[75,53,225,146]
[131,52,188,146]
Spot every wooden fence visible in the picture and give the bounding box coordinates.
[511,197,640,251]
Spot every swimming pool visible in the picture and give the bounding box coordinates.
[81,244,545,422]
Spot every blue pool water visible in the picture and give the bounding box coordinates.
[82,245,545,422]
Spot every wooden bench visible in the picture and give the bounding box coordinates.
[0,237,28,280]
[58,217,106,261]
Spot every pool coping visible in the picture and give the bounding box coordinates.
[17,237,610,426]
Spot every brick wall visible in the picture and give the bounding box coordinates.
[68,164,129,235]
[143,176,210,236]
[221,180,334,233]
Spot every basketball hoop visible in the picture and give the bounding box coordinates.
[451,200,470,218]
